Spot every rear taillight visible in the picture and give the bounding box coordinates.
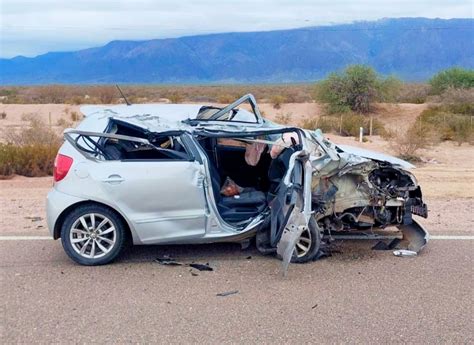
[53,154,73,182]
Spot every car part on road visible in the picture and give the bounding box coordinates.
[395,219,429,253]
[216,290,239,297]
[393,249,418,257]
[189,263,213,271]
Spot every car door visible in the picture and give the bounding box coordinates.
[65,130,208,244]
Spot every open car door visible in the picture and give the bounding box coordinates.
[271,149,315,276]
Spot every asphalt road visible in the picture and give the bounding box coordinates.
[1,239,473,344]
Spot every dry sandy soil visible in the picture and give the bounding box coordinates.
[0,102,472,236]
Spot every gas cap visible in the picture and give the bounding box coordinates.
[74,162,89,179]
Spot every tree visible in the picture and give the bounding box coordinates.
[315,65,400,114]
[429,68,474,94]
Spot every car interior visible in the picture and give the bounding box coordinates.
[196,135,298,224]
[98,120,190,161]
[88,119,298,225]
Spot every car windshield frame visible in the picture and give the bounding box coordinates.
[191,94,263,124]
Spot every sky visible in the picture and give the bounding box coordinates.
[0,0,472,58]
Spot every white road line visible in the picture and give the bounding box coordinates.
[0,236,52,240]
[331,235,474,240]
[430,235,474,240]
[0,235,472,241]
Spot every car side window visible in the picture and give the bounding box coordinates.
[102,135,191,161]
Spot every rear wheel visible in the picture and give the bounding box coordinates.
[290,217,321,263]
[61,204,126,265]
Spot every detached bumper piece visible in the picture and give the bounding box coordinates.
[394,219,430,255]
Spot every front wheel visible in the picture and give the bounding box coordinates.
[60,204,126,265]
[290,217,321,263]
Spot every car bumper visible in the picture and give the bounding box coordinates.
[46,188,88,239]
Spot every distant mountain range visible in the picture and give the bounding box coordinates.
[1,18,473,84]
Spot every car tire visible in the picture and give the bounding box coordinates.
[290,217,321,263]
[61,204,126,266]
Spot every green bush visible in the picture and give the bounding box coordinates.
[429,68,474,94]
[315,65,401,114]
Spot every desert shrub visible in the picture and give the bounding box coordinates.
[95,86,117,104]
[396,83,430,104]
[166,92,183,104]
[435,87,474,105]
[315,65,401,114]
[429,68,474,94]
[0,116,61,177]
[300,113,385,137]
[35,85,68,103]
[67,95,87,105]
[217,94,236,104]
[0,88,18,97]
[0,84,318,104]
[389,121,435,161]
[419,104,473,144]
[0,144,58,177]
[0,111,6,119]
[56,118,73,128]
[270,95,287,109]
[70,111,81,122]
[274,112,292,125]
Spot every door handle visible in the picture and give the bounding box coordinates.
[102,174,124,184]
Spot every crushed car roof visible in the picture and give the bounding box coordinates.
[79,94,281,134]
[80,104,204,122]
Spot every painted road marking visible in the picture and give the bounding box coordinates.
[0,236,52,240]
[430,235,474,240]
[0,235,473,241]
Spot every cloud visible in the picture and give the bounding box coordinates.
[1,0,472,57]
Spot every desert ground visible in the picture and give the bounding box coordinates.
[1,102,473,343]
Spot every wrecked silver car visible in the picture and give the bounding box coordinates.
[46,94,429,270]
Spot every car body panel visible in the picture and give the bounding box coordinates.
[336,144,415,169]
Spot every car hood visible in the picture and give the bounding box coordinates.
[336,144,415,169]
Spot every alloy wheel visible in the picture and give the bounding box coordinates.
[69,213,116,259]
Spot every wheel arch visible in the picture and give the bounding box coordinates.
[53,200,134,243]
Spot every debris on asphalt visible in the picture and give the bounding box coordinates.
[190,270,199,277]
[189,263,213,271]
[246,256,252,260]
[393,249,418,257]
[154,257,214,271]
[312,303,318,309]
[216,290,239,297]
[25,216,43,222]
[154,256,183,266]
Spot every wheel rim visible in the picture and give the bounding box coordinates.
[69,213,116,259]
[294,228,312,258]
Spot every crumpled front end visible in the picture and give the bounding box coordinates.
[309,140,429,257]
